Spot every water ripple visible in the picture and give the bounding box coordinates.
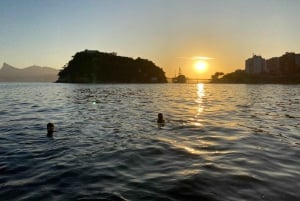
[0,83,299,201]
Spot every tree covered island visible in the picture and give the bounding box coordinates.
[57,50,167,83]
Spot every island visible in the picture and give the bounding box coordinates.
[57,50,167,83]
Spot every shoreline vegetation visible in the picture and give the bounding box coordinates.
[210,70,300,84]
[57,50,167,83]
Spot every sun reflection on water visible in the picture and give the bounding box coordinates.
[157,137,217,156]
[196,83,205,113]
[193,83,205,126]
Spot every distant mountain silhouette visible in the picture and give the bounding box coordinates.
[0,63,58,82]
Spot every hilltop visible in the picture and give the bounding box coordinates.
[57,50,167,83]
[0,63,58,82]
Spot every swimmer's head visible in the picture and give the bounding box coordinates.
[47,123,55,136]
[157,113,164,123]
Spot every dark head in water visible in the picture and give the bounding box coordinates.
[157,113,165,123]
[47,123,55,137]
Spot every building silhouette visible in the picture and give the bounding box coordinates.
[245,52,300,75]
[245,55,267,74]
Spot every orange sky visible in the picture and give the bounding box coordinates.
[1,1,300,79]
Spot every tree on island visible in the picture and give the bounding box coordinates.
[57,50,167,83]
[211,72,224,82]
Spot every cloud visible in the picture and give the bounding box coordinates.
[177,56,214,60]
[191,56,214,60]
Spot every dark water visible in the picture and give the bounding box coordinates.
[0,83,299,201]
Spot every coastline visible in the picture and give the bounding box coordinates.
[211,72,300,84]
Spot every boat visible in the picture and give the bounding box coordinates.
[172,67,187,83]
[172,74,186,83]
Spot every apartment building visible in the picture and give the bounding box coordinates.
[245,55,267,74]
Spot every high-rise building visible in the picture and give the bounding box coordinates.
[295,54,300,72]
[266,57,280,74]
[245,55,267,74]
[279,52,297,74]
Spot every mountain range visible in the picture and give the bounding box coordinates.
[0,63,59,82]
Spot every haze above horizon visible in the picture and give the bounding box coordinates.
[1,0,300,79]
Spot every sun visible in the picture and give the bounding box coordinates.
[194,60,207,73]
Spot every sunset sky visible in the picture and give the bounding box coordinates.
[1,0,300,79]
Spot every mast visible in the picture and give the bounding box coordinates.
[178,67,182,76]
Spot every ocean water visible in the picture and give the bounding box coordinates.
[0,83,299,201]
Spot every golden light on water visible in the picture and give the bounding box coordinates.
[157,137,213,156]
[196,83,205,113]
[192,83,205,127]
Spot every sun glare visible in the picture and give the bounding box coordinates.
[194,61,207,73]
